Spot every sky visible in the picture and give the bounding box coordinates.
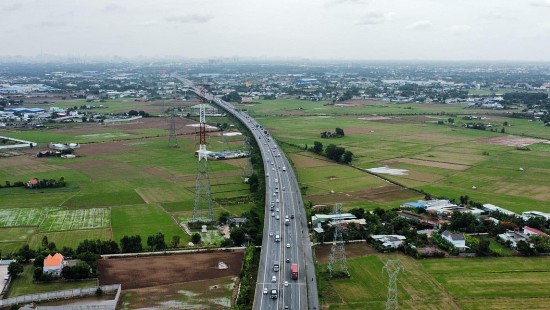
[1,0,550,61]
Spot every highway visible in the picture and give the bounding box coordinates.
[175,76,319,310]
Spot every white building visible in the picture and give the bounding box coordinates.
[370,235,406,249]
[482,204,517,217]
[441,230,468,251]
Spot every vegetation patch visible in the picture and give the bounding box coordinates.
[39,208,111,232]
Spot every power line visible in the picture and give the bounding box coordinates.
[383,259,403,310]
[327,203,349,278]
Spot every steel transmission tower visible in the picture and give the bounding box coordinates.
[383,260,403,310]
[191,86,214,224]
[168,103,178,148]
[327,203,349,278]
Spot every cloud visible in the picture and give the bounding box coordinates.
[325,0,368,7]
[406,20,432,30]
[450,24,472,36]
[137,20,159,27]
[356,12,395,26]
[3,3,23,11]
[530,0,550,7]
[25,21,66,29]
[165,14,213,24]
[100,3,124,13]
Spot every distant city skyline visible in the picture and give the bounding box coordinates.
[1,0,549,61]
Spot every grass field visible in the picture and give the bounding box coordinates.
[0,107,251,254]
[317,246,550,309]
[247,99,550,213]
[6,265,97,298]
[111,204,187,246]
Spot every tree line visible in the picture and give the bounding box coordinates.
[309,141,353,164]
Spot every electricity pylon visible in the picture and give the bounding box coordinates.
[383,260,403,310]
[327,203,349,278]
[191,86,213,224]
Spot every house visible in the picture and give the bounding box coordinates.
[311,213,356,227]
[43,253,65,276]
[26,178,39,188]
[482,204,517,217]
[370,235,406,249]
[228,217,247,227]
[522,226,549,238]
[397,210,444,228]
[498,230,528,248]
[441,230,468,250]
[522,211,550,221]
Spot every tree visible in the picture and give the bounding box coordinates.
[16,244,36,263]
[191,233,202,244]
[349,208,365,219]
[8,262,24,278]
[147,232,167,251]
[218,212,230,225]
[41,236,49,248]
[342,151,353,164]
[171,235,181,248]
[33,267,43,281]
[248,173,259,193]
[516,240,536,256]
[120,235,143,253]
[312,141,323,154]
[230,227,246,246]
[335,127,345,136]
[477,239,491,257]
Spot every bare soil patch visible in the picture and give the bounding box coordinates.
[315,243,378,264]
[481,135,548,147]
[385,158,470,171]
[98,250,245,289]
[307,184,420,204]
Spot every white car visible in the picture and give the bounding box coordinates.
[284,281,289,287]
[286,243,290,248]
[276,215,280,220]
[269,232,273,237]
[263,287,268,294]
[271,212,275,217]
[276,208,280,212]
[272,276,276,282]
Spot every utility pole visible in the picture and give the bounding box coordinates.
[168,102,178,148]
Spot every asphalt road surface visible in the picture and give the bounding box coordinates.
[174,75,319,310]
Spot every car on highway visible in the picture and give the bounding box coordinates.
[284,281,289,287]
[269,232,273,237]
[271,276,276,282]
[271,212,275,217]
[286,243,291,248]
[276,208,280,212]
[263,287,268,294]
[286,258,290,263]
[276,215,280,220]
[276,199,279,203]
[285,215,289,219]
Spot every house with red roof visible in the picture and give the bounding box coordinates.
[523,226,549,238]
[43,253,65,276]
[26,178,39,188]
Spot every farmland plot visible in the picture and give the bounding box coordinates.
[39,208,111,232]
[0,208,46,227]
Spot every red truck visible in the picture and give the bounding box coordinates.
[291,263,298,280]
